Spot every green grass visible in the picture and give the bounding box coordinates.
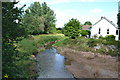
[14,34,67,78]
[17,34,67,54]
[54,37,120,56]
[13,34,119,78]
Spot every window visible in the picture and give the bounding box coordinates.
[98,28,100,34]
[116,30,118,35]
[107,29,109,34]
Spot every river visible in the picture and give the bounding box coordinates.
[36,47,75,79]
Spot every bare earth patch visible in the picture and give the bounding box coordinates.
[56,47,118,78]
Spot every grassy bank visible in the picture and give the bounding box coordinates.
[14,34,67,78]
[17,34,67,54]
[53,36,119,78]
[14,34,119,78]
[54,37,120,56]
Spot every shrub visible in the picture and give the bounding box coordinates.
[80,30,90,37]
[57,30,62,33]
[99,35,104,39]
[63,18,82,39]
[105,35,115,41]
[87,39,97,47]
[93,34,98,38]
[64,26,80,39]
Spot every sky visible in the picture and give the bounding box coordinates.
[16,0,120,28]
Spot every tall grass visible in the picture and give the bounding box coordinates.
[17,34,67,54]
[54,37,120,56]
[14,34,67,78]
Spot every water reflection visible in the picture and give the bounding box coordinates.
[36,48,74,78]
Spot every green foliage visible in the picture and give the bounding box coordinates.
[49,26,57,34]
[2,2,36,78]
[23,2,56,34]
[55,36,120,56]
[87,39,98,47]
[56,30,62,33]
[17,39,37,53]
[63,18,82,39]
[2,2,26,41]
[84,21,92,25]
[18,34,66,53]
[99,35,104,39]
[93,34,98,39]
[80,30,90,36]
[104,35,115,41]
[56,28,62,33]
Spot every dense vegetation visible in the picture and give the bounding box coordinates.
[54,37,120,56]
[2,1,120,79]
[84,21,92,25]
[2,2,31,78]
[22,2,56,34]
[80,30,90,37]
[63,18,82,39]
[2,2,59,79]
[17,34,67,55]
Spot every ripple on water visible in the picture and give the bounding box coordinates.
[36,48,74,79]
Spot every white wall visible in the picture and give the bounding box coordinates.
[91,19,118,40]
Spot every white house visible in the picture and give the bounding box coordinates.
[91,17,120,40]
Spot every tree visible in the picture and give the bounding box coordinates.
[56,28,62,33]
[41,2,56,33]
[80,30,90,37]
[23,2,45,34]
[2,2,27,78]
[49,25,57,34]
[84,21,92,25]
[22,2,56,34]
[63,18,82,39]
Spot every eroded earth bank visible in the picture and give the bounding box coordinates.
[55,47,118,78]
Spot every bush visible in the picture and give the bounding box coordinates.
[105,35,115,41]
[80,30,90,37]
[99,35,104,39]
[64,26,80,39]
[87,39,97,47]
[57,30,62,33]
[63,18,82,39]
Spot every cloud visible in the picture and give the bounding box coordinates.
[112,11,118,14]
[32,0,45,2]
[54,10,71,27]
[48,0,96,4]
[79,0,95,2]
[45,0,117,5]
[90,8,102,13]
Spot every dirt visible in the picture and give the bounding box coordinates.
[55,47,119,78]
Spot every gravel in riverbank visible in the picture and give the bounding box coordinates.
[56,47,118,78]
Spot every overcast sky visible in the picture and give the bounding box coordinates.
[16,0,119,28]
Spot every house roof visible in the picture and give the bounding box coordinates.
[82,25,92,30]
[93,17,117,28]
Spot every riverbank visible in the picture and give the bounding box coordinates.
[16,34,67,78]
[55,46,118,78]
[16,34,119,78]
[53,37,119,78]
[36,48,74,78]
